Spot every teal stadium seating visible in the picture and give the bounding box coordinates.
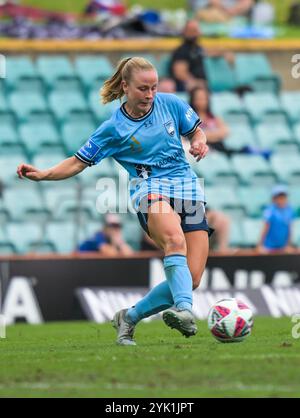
[0,53,299,253]
[6,222,44,253]
[36,55,77,89]
[19,120,62,156]
[231,154,275,186]
[243,92,283,123]
[281,91,300,124]
[204,57,236,92]
[234,53,281,93]
[3,184,48,222]
[75,55,114,92]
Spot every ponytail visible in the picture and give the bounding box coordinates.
[100,56,155,104]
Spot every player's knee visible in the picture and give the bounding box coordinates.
[164,233,186,254]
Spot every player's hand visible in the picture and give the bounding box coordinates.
[17,163,44,181]
[189,142,209,162]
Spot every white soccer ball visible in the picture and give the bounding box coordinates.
[207,298,254,343]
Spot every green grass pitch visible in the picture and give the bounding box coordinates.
[0,317,300,398]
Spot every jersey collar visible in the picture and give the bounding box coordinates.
[121,101,154,122]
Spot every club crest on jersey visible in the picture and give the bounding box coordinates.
[164,120,175,137]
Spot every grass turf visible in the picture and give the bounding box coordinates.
[21,0,186,13]
[0,317,299,398]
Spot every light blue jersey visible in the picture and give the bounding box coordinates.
[75,93,203,210]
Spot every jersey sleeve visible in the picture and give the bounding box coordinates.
[75,120,117,166]
[169,94,201,137]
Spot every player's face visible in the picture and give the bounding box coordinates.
[123,70,158,115]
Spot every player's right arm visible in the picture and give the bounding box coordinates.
[17,156,87,182]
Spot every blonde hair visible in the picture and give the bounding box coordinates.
[100,57,156,104]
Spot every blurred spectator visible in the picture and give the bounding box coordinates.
[169,20,208,92]
[84,0,126,16]
[157,77,176,93]
[256,185,296,254]
[189,86,230,154]
[78,214,134,255]
[206,208,231,252]
[190,0,254,22]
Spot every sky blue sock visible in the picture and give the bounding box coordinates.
[126,281,174,324]
[163,254,193,312]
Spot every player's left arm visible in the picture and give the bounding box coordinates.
[186,126,209,162]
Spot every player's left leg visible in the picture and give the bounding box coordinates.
[185,230,209,290]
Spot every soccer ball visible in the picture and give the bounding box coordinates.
[207,298,253,343]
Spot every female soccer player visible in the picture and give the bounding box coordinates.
[17,57,211,345]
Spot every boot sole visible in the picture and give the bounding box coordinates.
[163,311,197,338]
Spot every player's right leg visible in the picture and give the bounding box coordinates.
[146,199,198,337]
[112,198,196,344]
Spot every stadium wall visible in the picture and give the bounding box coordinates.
[0,253,299,323]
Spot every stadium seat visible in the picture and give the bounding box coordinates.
[9,77,45,95]
[49,91,87,122]
[0,121,21,149]
[88,91,119,122]
[191,152,237,185]
[225,124,257,150]
[292,219,300,247]
[211,93,244,117]
[6,222,44,253]
[45,222,77,253]
[78,157,119,185]
[5,56,38,90]
[19,121,62,156]
[238,186,270,217]
[243,92,283,123]
[234,53,281,93]
[204,57,236,92]
[292,123,300,146]
[32,152,68,170]
[50,78,83,94]
[43,186,78,217]
[61,121,95,154]
[3,184,48,222]
[289,186,300,216]
[204,186,244,214]
[270,154,300,184]
[0,224,15,254]
[240,218,264,248]
[229,219,244,247]
[36,55,77,88]
[255,122,295,151]
[74,55,114,91]
[280,91,300,125]
[0,154,29,185]
[0,91,8,112]
[9,92,48,121]
[156,54,171,78]
[231,154,275,186]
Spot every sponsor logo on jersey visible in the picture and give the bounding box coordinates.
[135,164,152,179]
[130,136,143,153]
[80,140,101,160]
[185,108,194,121]
[164,120,175,137]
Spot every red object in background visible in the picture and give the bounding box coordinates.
[0,1,78,22]
[85,0,127,16]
